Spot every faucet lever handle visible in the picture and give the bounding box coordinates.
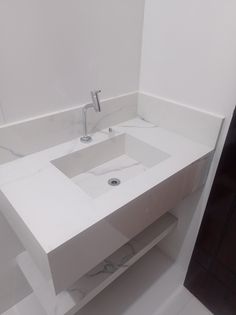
[91,89,102,112]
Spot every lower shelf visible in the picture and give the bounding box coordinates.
[17,212,177,315]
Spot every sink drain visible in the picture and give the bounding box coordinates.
[108,178,121,186]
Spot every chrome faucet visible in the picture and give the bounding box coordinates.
[80,90,102,143]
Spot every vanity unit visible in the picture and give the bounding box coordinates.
[0,94,223,315]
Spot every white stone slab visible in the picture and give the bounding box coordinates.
[0,103,223,294]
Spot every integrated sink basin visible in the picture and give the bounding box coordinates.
[0,115,221,299]
[52,133,170,198]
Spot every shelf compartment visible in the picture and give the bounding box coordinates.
[17,212,177,315]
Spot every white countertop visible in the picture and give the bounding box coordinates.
[0,118,213,254]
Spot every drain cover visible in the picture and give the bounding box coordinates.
[108,178,121,186]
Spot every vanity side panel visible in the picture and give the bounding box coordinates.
[0,191,51,281]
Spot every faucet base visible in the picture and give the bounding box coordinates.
[80,135,92,143]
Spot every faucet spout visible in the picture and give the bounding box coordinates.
[91,90,102,112]
[80,90,102,143]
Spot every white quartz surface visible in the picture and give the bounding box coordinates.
[0,118,213,254]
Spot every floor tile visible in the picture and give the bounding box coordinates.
[153,286,192,315]
[2,294,46,315]
[180,297,213,315]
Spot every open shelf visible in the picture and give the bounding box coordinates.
[17,212,177,315]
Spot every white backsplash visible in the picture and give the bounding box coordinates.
[0,93,137,164]
[138,92,224,148]
[0,92,224,166]
[0,91,225,166]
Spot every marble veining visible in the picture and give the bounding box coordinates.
[89,105,129,133]
[72,155,148,199]
[68,287,86,299]
[0,145,25,158]
[87,160,141,176]
[138,93,224,147]
[0,103,6,124]
[88,242,136,277]
[120,115,159,128]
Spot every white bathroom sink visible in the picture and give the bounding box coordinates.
[0,117,217,294]
[52,134,169,198]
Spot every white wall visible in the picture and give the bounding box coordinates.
[140,0,236,117]
[0,0,145,124]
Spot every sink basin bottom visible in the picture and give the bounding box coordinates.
[72,154,148,198]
